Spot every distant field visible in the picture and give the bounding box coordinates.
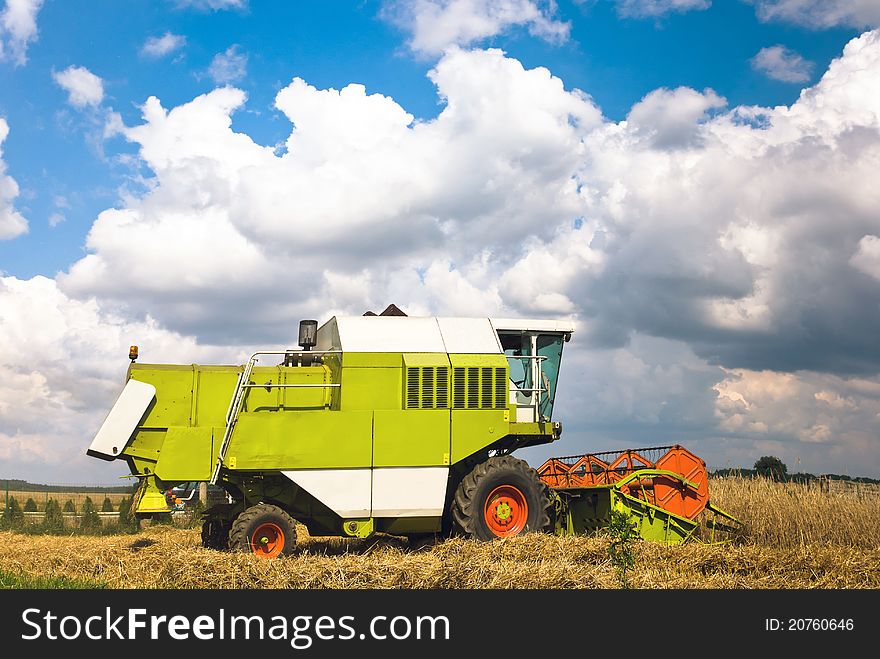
[2,490,130,512]
[1,476,878,589]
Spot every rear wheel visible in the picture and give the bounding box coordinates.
[229,503,297,558]
[200,518,230,550]
[452,455,552,541]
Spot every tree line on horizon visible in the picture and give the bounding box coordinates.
[711,456,880,484]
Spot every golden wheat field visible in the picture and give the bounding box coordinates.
[1,476,878,589]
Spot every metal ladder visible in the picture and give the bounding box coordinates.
[209,355,257,485]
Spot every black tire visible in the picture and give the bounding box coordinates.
[200,518,230,550]
[451,455,552,541]
[228,503,297,558]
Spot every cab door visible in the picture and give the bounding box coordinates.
[498,331,566,423]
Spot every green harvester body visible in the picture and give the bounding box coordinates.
[89,316,571,539]
[88,314,738,546]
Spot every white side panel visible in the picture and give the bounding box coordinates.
[87,379,156,460]
[371,467,449,518]
[437,317,503,354]
[282,469,372,518]
[334,316,446,353]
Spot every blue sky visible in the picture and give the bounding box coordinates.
[1,0,880,483]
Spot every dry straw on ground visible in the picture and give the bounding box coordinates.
[1,476,878,589]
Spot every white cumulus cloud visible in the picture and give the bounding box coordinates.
[381,0,570,55]
[751,45,814,82]
[0,117,27,240]
[750,0,880,29]
[56,31,880,375]
[175,0,246,10]
[58,48,602,343]
[625,86,726,148]
[0,0,43,66]
[714,368,880,473]
[141,31,186,58]
[851,235,880,280]
[614,0,710,18]
[52,65,105,108]
[207,44,247,84]
[0,275,238,482]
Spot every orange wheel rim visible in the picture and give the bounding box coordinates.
[484,485,528,537]
[250,522,285,558]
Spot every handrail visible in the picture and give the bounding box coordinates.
[210,349,343,485]
[241,383,340,389]
[506,354,548,420]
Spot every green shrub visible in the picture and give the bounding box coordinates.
[1,496,24,528]
[0,497,24,530]
[43,499,64,532]
[63,500,76,513]
[101,497,114,512]
[79,497,101,532]
[23,498,38,513]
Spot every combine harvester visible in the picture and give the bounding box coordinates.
[87,310,738,557]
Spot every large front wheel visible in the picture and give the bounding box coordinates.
[451,456,552,541]
[229,503,297,558]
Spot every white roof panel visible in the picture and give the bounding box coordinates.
[331,316,446,353]
[490,317,575,333]
[315,315,573,353]
[436,317,502,354]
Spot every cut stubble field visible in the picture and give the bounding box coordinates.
[1,477,878,589]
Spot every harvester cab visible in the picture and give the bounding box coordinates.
[87,312,738,557]
[493,319,572,424]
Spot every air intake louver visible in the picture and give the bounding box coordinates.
[453,367,465,409]
[451,366,508,410]
[467,367,479,409]
[406,367,420,408]
[495,368,507,408]
[405,367,449,409]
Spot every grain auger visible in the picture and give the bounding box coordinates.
[538,445,741,544]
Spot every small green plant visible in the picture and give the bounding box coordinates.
[63,500,76,513]
[23,498,37,513]
[186,498,206,529]
[101,497,114,513]
[79,497,102,532]
[608,509,637,588]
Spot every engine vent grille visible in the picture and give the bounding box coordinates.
[451,366,508,410]
[404,367,449,409]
